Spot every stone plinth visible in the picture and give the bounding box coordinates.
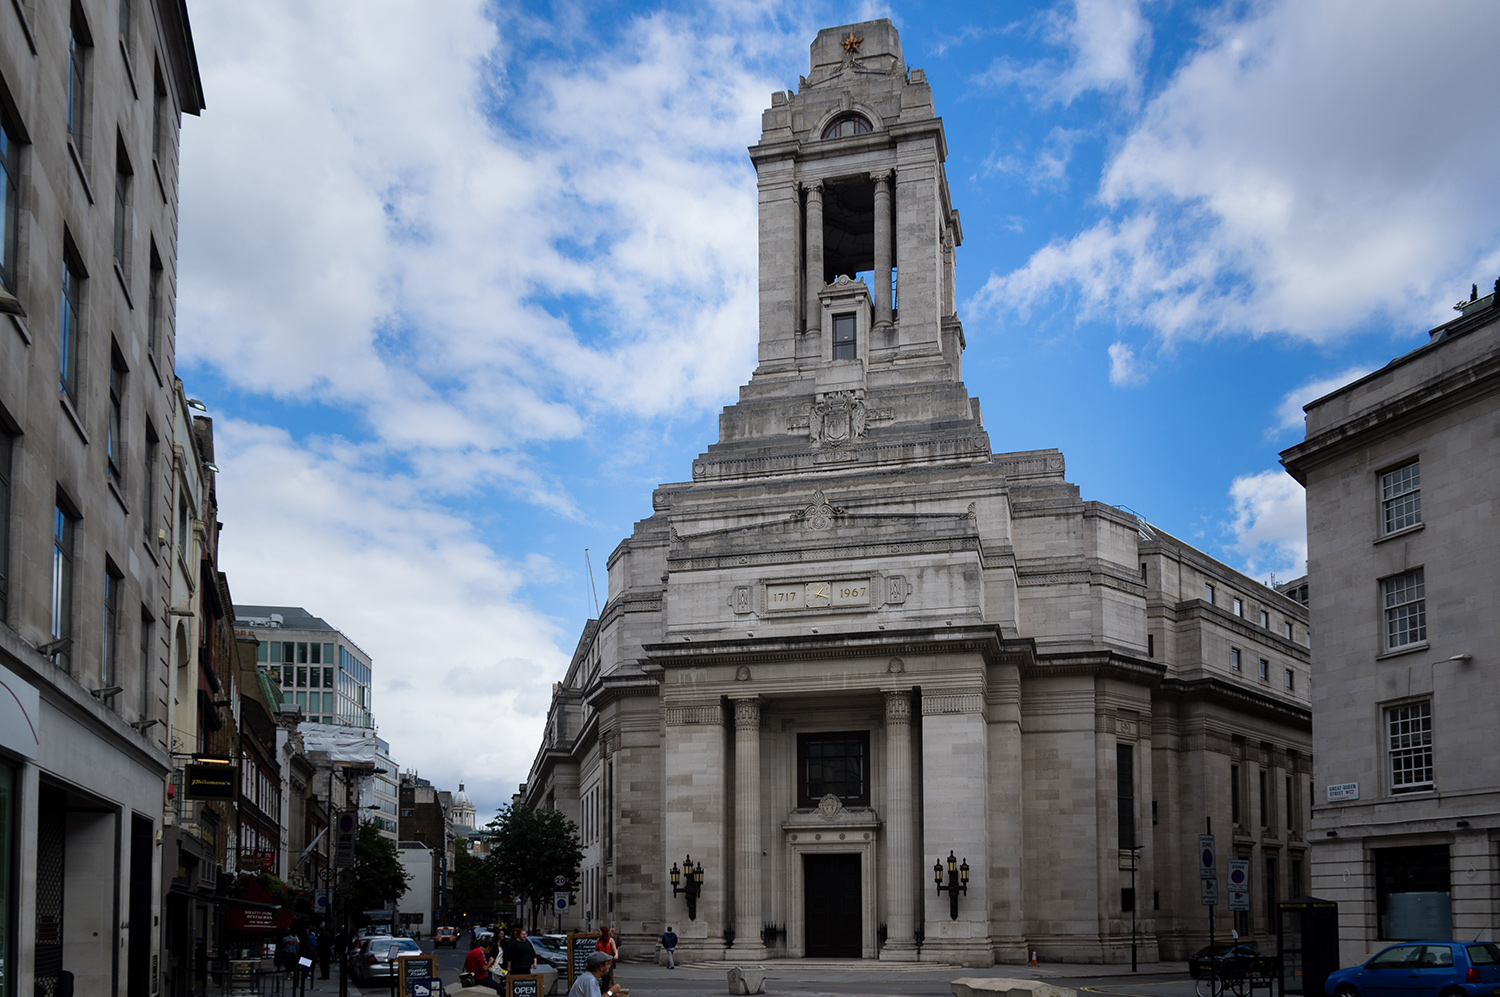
[951,980,1076,997]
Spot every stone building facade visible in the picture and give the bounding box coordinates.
[1282,284,1500,964]
[522,20,1312,966]
[0,0,202,994]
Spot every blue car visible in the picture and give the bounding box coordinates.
[1325,941,1500,997]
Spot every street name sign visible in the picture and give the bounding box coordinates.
[1327,782,1359,802]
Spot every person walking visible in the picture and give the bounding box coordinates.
[317,927,332,980]
[596,925,618,991]
[660,926,677,969]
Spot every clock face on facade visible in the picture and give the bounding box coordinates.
[764,579,872,611]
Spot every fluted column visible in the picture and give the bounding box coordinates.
[804,181,824,336]
[873,171,894,334]
[733,698,763,952]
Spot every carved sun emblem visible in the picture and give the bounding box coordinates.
[842,32,862,54]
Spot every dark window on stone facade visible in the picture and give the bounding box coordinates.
[1231,764,1241,824]
[822,114,872,139]
[1117,744,1135,849]
[832,313,856,360]
[798,731,869,807]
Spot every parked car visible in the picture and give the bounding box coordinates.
[434,926,459,948]
[346,927,380,960]
[354,936,422,982]
[530,937,568,971]
[1325,941,1500,997]
[1190,943,1263,980]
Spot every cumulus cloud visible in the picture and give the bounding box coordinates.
[1227,470,1306,581]
[1272,365,1376,434]
[976,0,1500,341]
[212,420,569,813]
[1107,341,1147,386]
[977,0,1150,106]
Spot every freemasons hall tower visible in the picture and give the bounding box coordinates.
[521,21,1312,968]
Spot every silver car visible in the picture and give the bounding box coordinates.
[354,936,422,981]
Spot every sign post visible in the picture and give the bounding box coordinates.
[1201,820,1217,985]
[334,811,357,869]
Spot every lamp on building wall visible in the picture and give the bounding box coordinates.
[934,851,968,920]
[670,854,704,920]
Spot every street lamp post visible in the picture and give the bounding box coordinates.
[669,855,704,920]
[933,851,969,920]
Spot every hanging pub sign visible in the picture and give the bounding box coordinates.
[185,761,237,800]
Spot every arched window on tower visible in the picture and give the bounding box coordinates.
[822,114,872,139]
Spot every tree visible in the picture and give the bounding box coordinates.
[486,805,582,931]
[451,845,498,925]
[347,818,410,914]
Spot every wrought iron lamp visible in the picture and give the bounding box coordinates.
[670,854,704,920]
[933,850,969,919]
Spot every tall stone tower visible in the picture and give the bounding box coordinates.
[695,20,983,487]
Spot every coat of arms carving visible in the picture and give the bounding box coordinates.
[808,390,867,449]
[815,794,845,819]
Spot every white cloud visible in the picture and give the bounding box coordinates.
[1226,470,1306,581]
[976,0,1500,342]
[977,0,1150,106]
[213,420,569,816]
[1107,341,1147,386]
[1272,365,1376,434]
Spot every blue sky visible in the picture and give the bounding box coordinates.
[175,0,1500,818]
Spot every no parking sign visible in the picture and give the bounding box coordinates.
[1228,859,1250,911]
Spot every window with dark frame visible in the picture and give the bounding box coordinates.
[821,114,872,139]
[1383,568,1426,649]
[113,141,132,272]
[59,249,83,402]
[797,731,869,807]
[1265,856,1278,917]
[1147,633,1154,658]
[0,430,11,619]
[1205,583,1215,604]
[138,608,152,718]
[1259,770,1268,827]
[1231,764,1241,824]
[102,565,120,698]
[0,105,19,294]
[152,65,167,162]
[1117,743,1135,849]
[1259,657,1269,681]
[107,359,125,482]
[1231,647,1241,671]
[147,242,162,356]
[1381,460,1421,534]
[832,312,856,360]
[51,501,77,672]
[141,424,157,539]
[1286,775,1294,831]
[68,10,90,152]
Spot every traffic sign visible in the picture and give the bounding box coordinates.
[553,892,569,912]
[319,868,335,883]
[335,810,357,869]
[1201,877,1219,906]
[554,874,568,888]
[1198,834,1216,879]
[1228,859,1250,911]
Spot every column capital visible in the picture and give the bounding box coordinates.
[803,178,824,194]
[884,689,913,722]
[731,697,763,730]
[870,169,894,187]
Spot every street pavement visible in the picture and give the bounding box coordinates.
[331,938,1204,997]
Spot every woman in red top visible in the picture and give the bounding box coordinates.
[596,925,618,990]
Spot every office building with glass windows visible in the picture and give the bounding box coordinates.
[1282,282,1500,965]
[236,605,373,727]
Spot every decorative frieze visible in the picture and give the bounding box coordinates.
[664,704,723,727]
[921,692,984,716]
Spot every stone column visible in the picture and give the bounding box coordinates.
[882,689,917,959]
[732,698,763,953]
[872,171,894,334]
[804,181,824,336]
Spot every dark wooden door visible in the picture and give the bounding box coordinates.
[804,853,861,957]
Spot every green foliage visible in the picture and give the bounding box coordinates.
[451,845,499,922]
[347,818,410,912]
[257,872,289,904]
[486,805,582,930]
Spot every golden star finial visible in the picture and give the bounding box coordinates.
[842,32,862,54]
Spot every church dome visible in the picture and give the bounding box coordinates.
[454,782,472,809]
